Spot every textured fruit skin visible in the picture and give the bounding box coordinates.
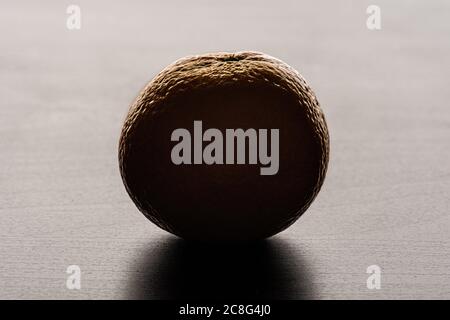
[119,51,329,241]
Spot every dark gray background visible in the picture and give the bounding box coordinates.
[1,0,449,299]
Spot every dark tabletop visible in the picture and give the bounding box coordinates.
[1,0,449,299]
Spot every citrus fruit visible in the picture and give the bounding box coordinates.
[119,51,329,241]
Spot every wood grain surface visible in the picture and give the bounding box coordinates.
[0,0,449,299]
